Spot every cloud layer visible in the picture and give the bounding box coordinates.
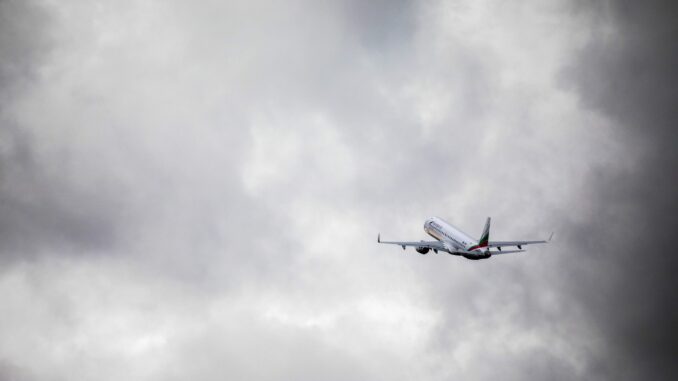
[0,0,675,380]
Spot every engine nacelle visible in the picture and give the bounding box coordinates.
[463,251,491,260]
[416,247,430,254]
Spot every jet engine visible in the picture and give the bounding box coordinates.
[463,251,491,260]
[416,247,430,254]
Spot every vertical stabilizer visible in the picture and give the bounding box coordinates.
[480,217,490,246]
[477,217,491,249]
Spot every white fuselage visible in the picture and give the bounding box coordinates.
[424,216,475,251]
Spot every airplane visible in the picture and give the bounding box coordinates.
[378,216,551,260]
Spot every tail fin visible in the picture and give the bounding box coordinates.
[478,217,490,248]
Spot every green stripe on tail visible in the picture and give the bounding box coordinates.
[478,217,490,248]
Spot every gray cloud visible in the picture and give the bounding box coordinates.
[0,0,50,89]
[0,1,674,380]
[0,358,34,381]
[0,0,120,263]
[560,1,678,379]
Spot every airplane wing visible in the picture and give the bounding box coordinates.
[446,249,525,255]
[487,249,525,255]
[488,233,553,249]
[377,234,446,251]
[488,240,546,248]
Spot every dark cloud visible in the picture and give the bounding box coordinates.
[0,0,50,90]
[563,0,678,379]
[341,0,416,51]
[0,0,117,262]
[0,359,34,381]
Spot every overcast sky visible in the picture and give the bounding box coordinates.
[1,1,676,380]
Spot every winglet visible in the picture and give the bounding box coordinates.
[377,233,381,243]
[548,232,554,242]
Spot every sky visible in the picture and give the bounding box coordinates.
[0,0,676,380]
